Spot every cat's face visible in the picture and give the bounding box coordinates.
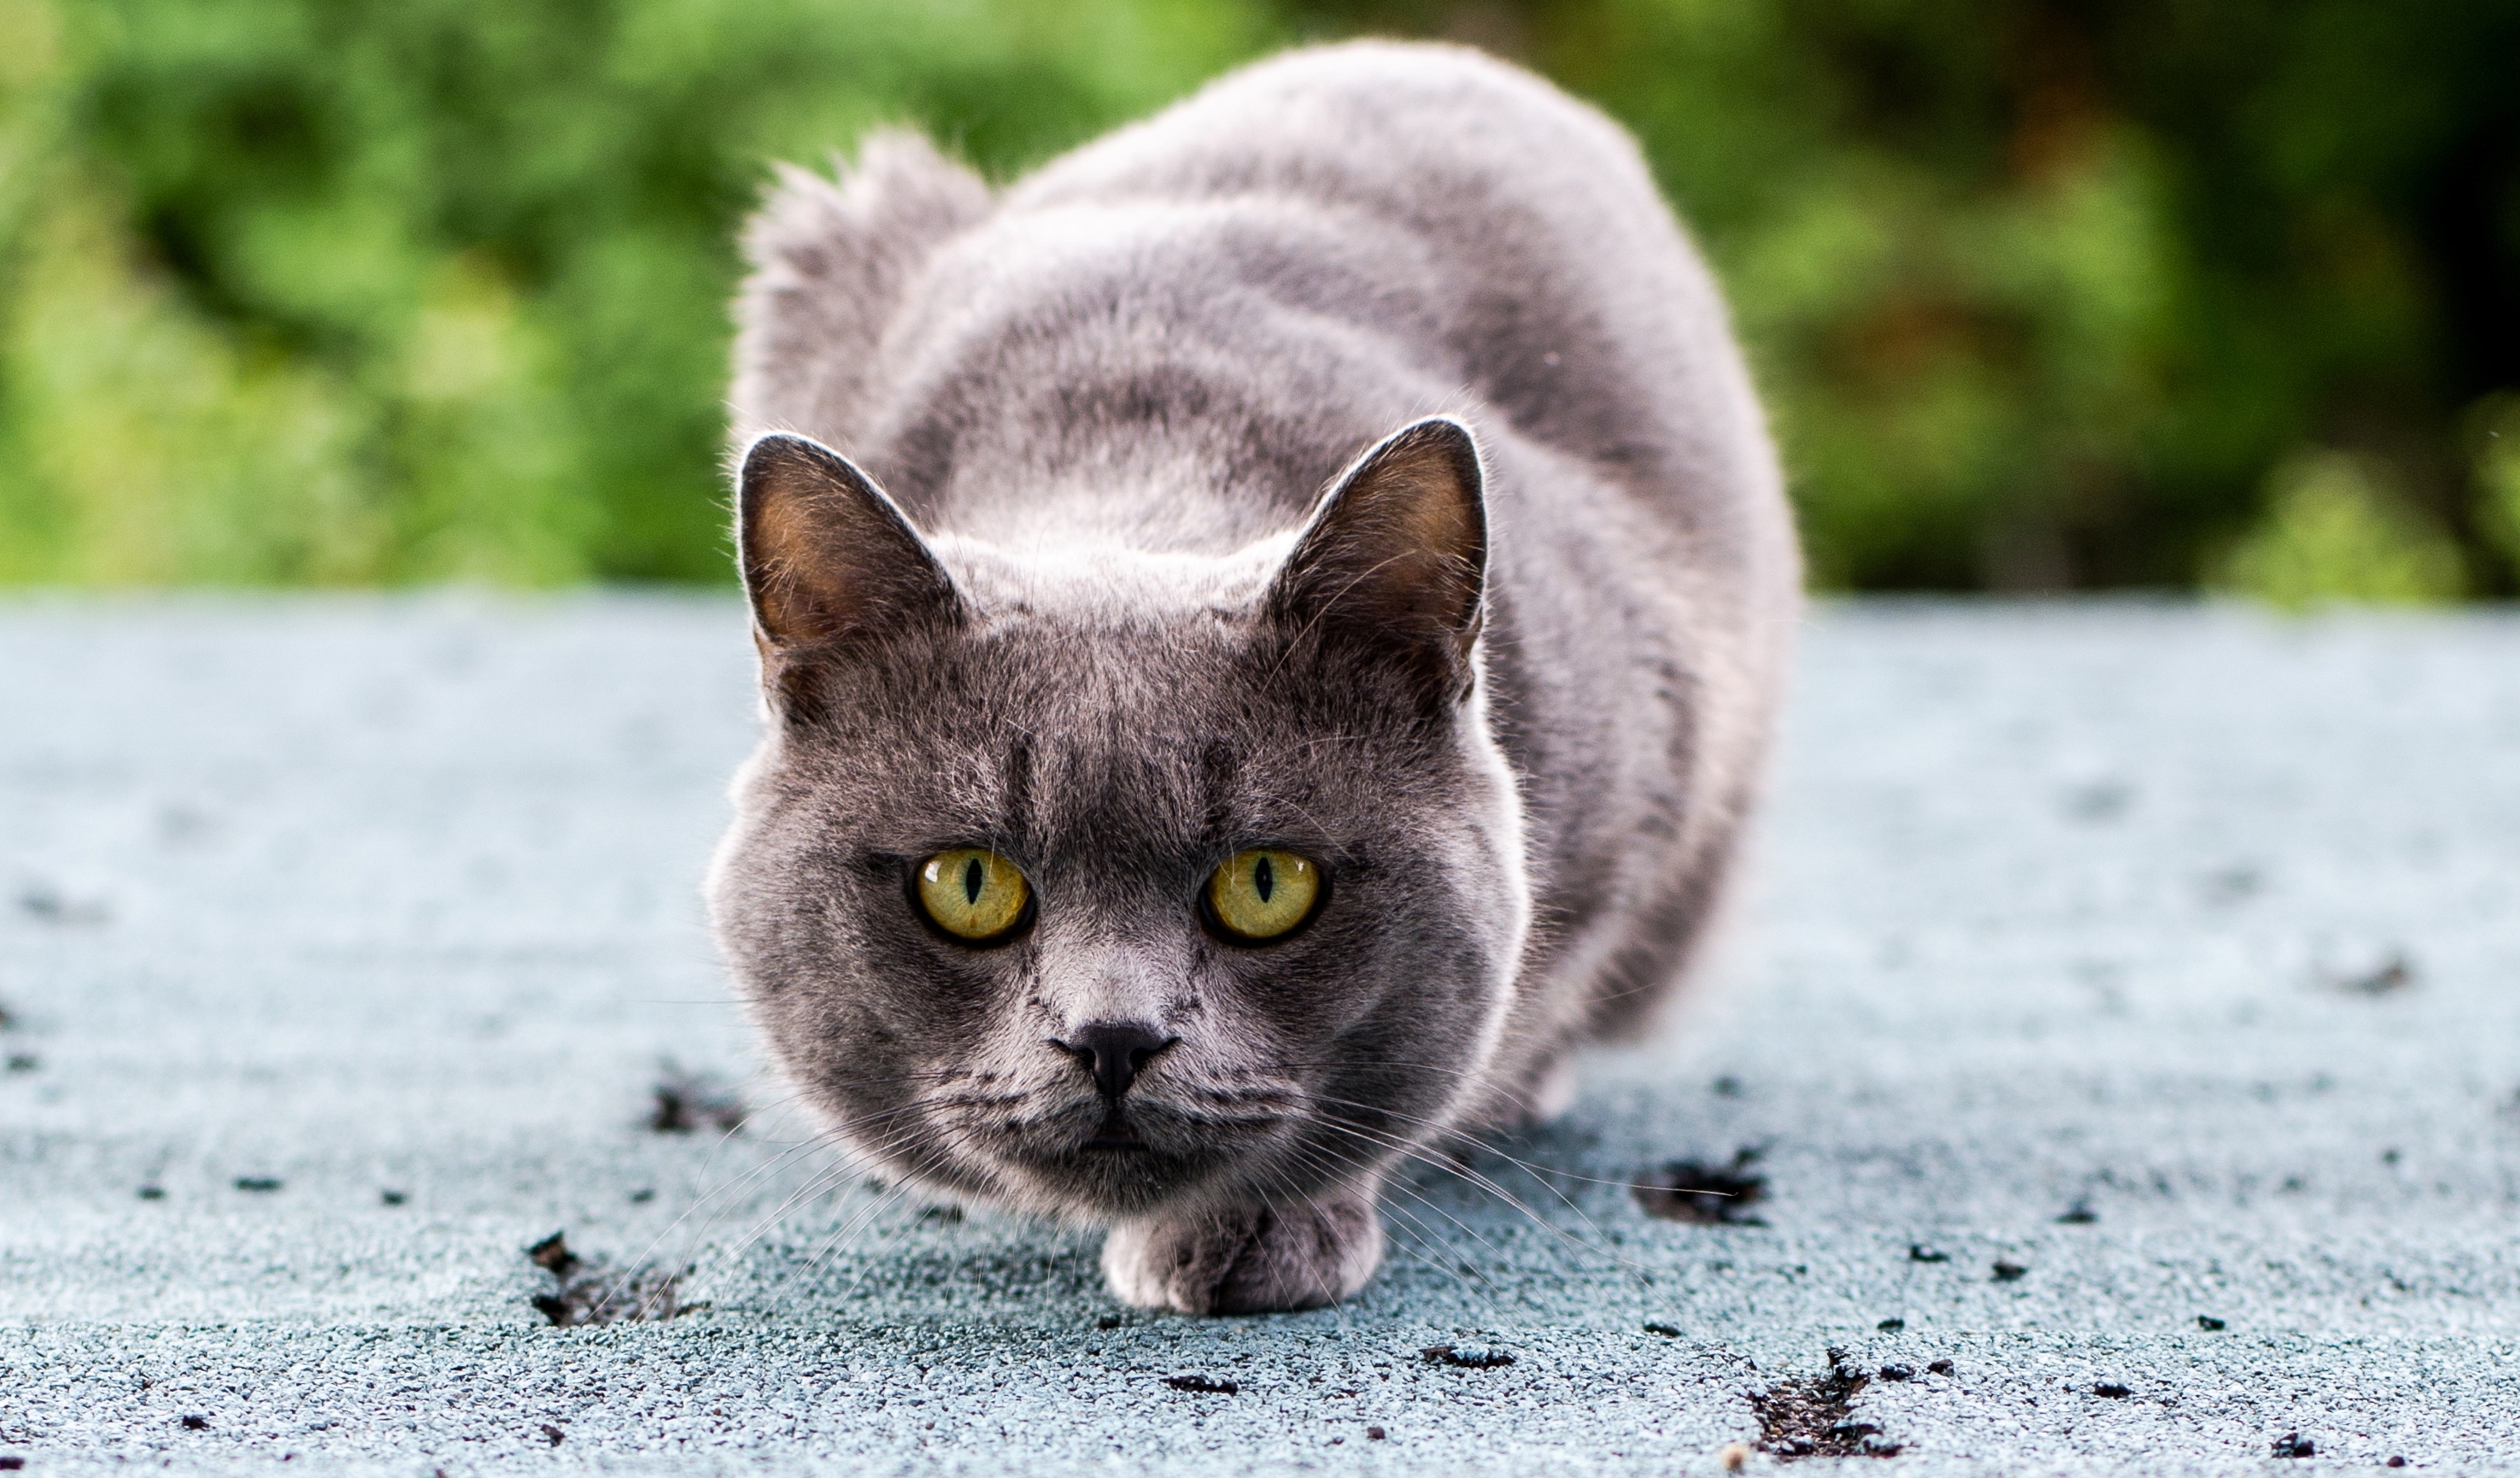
[708,422,1528,1220]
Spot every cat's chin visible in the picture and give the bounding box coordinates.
[929,1094,1323,1222]
[1001,1142,1250,1221]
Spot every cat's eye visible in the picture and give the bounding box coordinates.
[912,848,1033,944]
[1202,849,1323,943]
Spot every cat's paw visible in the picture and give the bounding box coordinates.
[1100,1192,1385,1315]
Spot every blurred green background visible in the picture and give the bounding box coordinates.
[3,0,2515,601]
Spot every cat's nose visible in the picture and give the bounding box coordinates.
[1058,1021,1175,1100]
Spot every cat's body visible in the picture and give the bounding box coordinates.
[712,41,1798,1313]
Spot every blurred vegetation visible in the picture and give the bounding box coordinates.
[2210,451,2467,609]
[1,0,2515,598]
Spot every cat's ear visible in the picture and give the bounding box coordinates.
[735,432,963,659]
[1266,416,1489,704]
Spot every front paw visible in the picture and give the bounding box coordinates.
[1100,1192,1384,1315]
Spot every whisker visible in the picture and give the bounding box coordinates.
[654,1100,952,1299]
[1303,1132,1521,1277]
[1308,1090,1664,1195]
[1310,1108,1651,1288]
[1281,1141,1497,1311]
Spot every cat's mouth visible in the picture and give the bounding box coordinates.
[932,1087,1302,1213]
[1082,1109,1146,1152]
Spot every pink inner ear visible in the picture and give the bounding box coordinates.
[1273,418,1488,664]
[738,432,962,654]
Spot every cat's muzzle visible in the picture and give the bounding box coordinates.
[973,1088,1299,1217]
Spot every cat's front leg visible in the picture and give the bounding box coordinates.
[1100,1187,1385,1315]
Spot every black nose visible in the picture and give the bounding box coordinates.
[1060,1022,1175,1100]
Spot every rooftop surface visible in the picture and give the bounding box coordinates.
[3,596,2516,1475]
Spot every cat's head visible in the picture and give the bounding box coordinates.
[707,419,1529,1222]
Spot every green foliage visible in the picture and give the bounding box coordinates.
[2473,395,2520,576]
[1510,0,2520,593]
[0,0,1270,584]
[2212,452,2464,610]
[3,0,2516,595]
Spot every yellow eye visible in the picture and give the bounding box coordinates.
[1204,849,1322,942]
[914,848,1032,943]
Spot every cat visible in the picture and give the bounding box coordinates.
[709,40,1800,1315]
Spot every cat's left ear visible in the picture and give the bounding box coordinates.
[735,431,963,663]
[1265,416,1488,705]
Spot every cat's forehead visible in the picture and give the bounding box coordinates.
[931,531,1295,628]
[794,536,1410,851]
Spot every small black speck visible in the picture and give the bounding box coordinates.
[1643,1322,1683,1337]
[540,1424,565,1446]
[4,1054,37,1073]
[1632,1147,1766,1225]
[1366,1427,1386,1440]
[526,1232,577,1276]
[2336,953,2414,995]
[180,1416,209,1431]
[1877,1317,1904,1333]
[1096,1314,1123,1330]
[2388,1457,2408,1468]
[379,1189,407,1206]
[2095,1382,2130,1399]
[1928,1359,1955,1376]
[2196,1316,2226,1331]
[2056,1200,2098,1224]
[233,1177,283,1193]
[649,1064,747,1135]
[1908,1244,1949,1264]
[1420,1342,1513,1369]
[1879,1364,1913,1381]
[628,1188,655,1204]
[1164,1375,1238,1394]
[1991,1260,2028,1282]
[2273,1432,2314,1458]
[1711,1076,1743,1097]
[137,1185,165,1201]
[0,1455,25,1469]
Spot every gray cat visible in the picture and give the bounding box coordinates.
[710,40,1799,1315]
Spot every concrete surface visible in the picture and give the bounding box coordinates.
[2,595,2516,1475]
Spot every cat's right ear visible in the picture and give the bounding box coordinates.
[735,432,962,665]
[1264,416,1488,707]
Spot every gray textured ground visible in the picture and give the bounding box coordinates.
[3,595,2517,1475]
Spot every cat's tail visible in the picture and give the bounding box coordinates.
[730,130,992,451]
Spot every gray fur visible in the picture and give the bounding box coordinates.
[712,41,1801,1315]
